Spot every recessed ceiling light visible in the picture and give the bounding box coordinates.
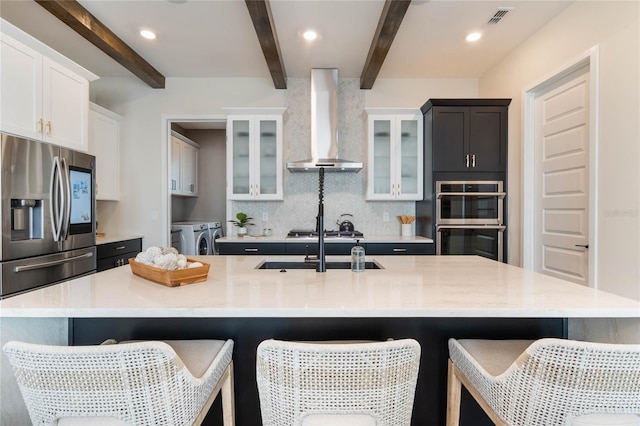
[303,30,318,41]
[140,29,156,40]
[466,32,482,42]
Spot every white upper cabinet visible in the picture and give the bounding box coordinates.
[226,109,284,200]
[0,29,93,152]
[181,141,199,196]
[89,103,122,201]
[170,131,199,197]
[366,109,423,201]
[170,135,183,195]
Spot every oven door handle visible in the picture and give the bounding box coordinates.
[436,192,506,199]
[436,225,506,230]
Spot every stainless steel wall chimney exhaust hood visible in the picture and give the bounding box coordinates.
[286,69,363,172]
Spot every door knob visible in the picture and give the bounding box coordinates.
[575,244,589,249]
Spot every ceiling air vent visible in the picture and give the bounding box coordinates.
[487,7,514,25]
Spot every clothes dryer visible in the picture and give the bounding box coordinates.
[206,222,223,255]
[170,222,211,256]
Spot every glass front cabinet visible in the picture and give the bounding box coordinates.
[226,109,284,200]
[366,109,423,200]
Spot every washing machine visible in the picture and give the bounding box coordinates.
[171,222,211,256]
[206,222,224,255]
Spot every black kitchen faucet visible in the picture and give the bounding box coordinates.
[304,167,326,272]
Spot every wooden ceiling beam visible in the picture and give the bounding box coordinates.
[245,0,287,89]
[360,0,411,90]
[35,0,166,89]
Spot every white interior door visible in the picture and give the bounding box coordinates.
[534,70,590,285]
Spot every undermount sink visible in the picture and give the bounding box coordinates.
[255,260,383,270]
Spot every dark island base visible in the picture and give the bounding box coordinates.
[70,317,567,426]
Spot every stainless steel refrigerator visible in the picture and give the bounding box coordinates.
[1,132,96,298]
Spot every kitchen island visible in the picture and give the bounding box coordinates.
[1,255,638,425]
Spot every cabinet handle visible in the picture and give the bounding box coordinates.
[244,248,258,252]
[392,248,407,252]
[249,184,253,195]
[171,180,176,190]
[472,154,476,168]
[46,121,52,136]
[256,184,259,194]
[115,246,126,250]
[38,119,44,134]
[190,183,194,193]
[465,154,470,168]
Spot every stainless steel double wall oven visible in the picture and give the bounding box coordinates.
[435,180,506,262]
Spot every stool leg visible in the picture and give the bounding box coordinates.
[222,361,236,426]
[447,359,462,426]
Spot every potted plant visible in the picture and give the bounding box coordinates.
[228,212,254,237]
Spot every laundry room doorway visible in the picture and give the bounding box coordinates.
[163,115,227,249]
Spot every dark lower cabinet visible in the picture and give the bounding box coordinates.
[284,242,353,256]
[366,242,435,255]
[217,242,285,255]
[96,238,142,272]
[219,241,435,256]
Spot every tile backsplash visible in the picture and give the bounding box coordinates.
[231,77,417,237]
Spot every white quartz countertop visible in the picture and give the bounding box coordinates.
[218,235,434,243]
[96,234,144,245]
[1,256,638,319]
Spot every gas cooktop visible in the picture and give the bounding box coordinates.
[286,229,364,239]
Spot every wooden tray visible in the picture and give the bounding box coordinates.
[129,258,210,287]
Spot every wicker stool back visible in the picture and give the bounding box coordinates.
[447,338,640,426]
[256,338,421,426]
[3,339,235,426]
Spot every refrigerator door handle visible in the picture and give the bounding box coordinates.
[49,156,65,242]
[60,157,72,241]
[13,251,94,273]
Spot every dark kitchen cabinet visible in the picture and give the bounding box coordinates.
[97,238,142,272]
[423,99,510,173]
[416,99,511,262]
[285,242,353,256]
[218,241,435,256]
[365,242,435,255]
[218,242,285,255]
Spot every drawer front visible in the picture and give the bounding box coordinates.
[97,251,138,272]
[218,243,285,255]
[97,238,142,259]
[365,243,434,255]
[285,242,352,256]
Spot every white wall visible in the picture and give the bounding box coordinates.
[478,1,639,341]
[91,76,478,247]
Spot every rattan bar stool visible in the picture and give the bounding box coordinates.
[256,338,421,426]
[3,338,235,426]
[446,338,640,426]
